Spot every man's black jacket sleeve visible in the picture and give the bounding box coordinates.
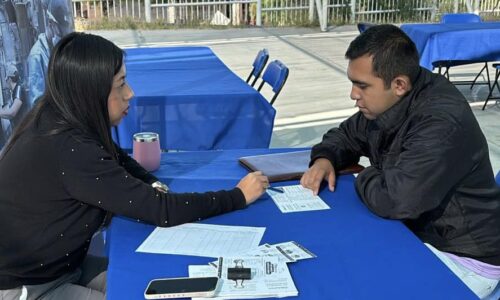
[311,112,368,171]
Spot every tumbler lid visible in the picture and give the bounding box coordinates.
[133,132,159,142]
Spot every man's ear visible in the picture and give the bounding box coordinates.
[392,75,412,97]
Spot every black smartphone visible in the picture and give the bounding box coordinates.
[144,276,219,299]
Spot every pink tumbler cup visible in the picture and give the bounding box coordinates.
[132,132,161,172]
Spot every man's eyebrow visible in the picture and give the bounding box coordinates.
[349,78,369,86]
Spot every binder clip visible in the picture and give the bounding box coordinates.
[228,267,251,280]
[227,259,251,288]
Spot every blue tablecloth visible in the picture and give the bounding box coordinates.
[401,22,500,70]
[106,149,475,300]
[115,47,276,150]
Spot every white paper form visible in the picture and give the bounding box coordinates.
[210,241,316,268]
[274,241,316,262]
[189,256,298,299]
[267,184,330,213]
[210,244,295,268]
[136,223,265,257]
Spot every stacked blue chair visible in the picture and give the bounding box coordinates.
[433,13,491,91]
[246,49,269,87]
[257,60,289,106]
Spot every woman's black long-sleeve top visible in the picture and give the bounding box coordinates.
[0,106,246,289]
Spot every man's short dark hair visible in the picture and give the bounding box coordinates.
[345,24,420,89]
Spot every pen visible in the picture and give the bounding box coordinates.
[267,186,284,193]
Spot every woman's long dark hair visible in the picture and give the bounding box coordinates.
[1,32,123,160]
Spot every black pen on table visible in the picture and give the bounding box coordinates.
[267,186,284,193]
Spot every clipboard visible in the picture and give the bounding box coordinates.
[238,150,364,183]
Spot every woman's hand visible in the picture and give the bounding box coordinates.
[236,171,269,205]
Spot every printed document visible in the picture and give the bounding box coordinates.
[274,241,316,262]
[210,241,316,267]
[136,223,265,257]
[267,184,330,213]
[210,244,294,267]
[189,256,298,299]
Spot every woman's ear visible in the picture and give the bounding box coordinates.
[392,75,412,97]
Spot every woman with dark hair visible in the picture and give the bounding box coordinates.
[0,32,269,300]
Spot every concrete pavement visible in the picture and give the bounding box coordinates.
[90,26,500,173]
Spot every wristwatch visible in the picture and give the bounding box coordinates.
[151,181,169,193]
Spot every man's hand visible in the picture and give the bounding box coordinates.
[300,158,336,195]
[236,171,269,205]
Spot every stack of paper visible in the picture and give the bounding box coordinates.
[189,241,316,299]
[136,223,265,257]
[190,256,297,299]
[135,223,316,299]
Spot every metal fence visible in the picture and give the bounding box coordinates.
[148,0,256,25]
[348,0,436,23]
[72,0,500,29]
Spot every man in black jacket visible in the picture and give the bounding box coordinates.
[301,24,500,299]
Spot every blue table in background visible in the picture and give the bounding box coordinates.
[106,148,476,299]
[401,22,500,70]
[115,47,275,150]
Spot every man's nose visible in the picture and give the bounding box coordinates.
[350,86,360,101]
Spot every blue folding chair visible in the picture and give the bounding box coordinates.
[433,13,491,91]
[496,171,500,186]
[257,60,289,106]
[246,49,269,87]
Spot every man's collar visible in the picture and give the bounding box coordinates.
[374,68,431,131]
